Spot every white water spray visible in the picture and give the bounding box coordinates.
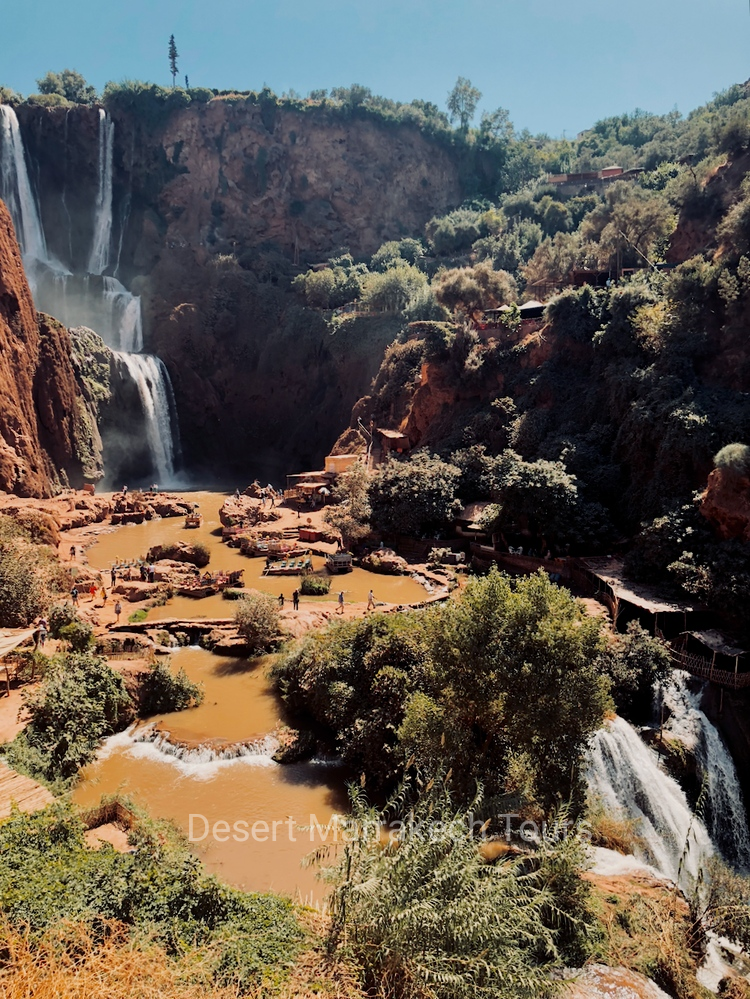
[587,714,714,889]
[660,672,750,871]
[114,353,179,483]
[0,103,180,483]
[88,108,114,275]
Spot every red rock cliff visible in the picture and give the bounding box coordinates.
[0,199,93,496]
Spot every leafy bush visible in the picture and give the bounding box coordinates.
[300,575,331,595]
[600,622,671,721]
[0,803,302,990]
[433,262,517,313]
[47,602,79,638]
[714,443,750,477]
[59,620,93,652]
[138,658,203,714]
[360,262,427,313]
[234,591,281,653]
[369,452,462,536]
[4,653,133,784]
[129,608,148,623]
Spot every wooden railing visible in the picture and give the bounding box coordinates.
[668,647,750,690]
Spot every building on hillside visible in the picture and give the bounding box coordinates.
[546,165,644,196]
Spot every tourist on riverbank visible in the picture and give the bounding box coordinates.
[69,545,77,560]
[100,587,107,605]
[337,591,345,614]
[114,600,122,623]
[292,589,299,610]
[110,567,117,587]
[148,564,155,584]
[278,593,285,608]
[71,586,79,606]
[367,589,375,611]
[89,583,96,601]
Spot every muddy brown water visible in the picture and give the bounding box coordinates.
[77,493,432,899]
[73,646,350,900]
[87,491,431,616]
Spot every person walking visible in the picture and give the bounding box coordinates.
[148,564,155,584]
[69,544,77,560]
[278,593,285,608]
[38,622,47,648]
[367,589,375,612]
[114,600,122,624]
[110,567,117,588]
[71,586,79,607]
[292,589,299,610]
[100,586,107,605]
[89,582,97,602]
[337,590,345,614]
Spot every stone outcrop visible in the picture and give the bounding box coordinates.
[700,466,750,540]
[0,199,97,496]
[219,495,281,527]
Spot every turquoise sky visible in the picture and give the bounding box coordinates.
[3,0,748,135]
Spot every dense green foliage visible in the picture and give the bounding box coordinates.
[139,658,204,714]
[369,452,462,537]
[3,652,132,784]
[300,575,331,595]
[0,803,302,991]
[234,590,281,652]
[318,779,596,998]
[0,516,65,628]
[274,569,611,811]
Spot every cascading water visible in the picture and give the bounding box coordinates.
[88,108,114,275]
[113,353,178,484]
[587,714,714,889]
[660,671,750,871]
[0,103,180,483]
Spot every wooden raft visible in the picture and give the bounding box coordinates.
[0,760,54,818]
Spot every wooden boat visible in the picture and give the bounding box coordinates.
[263,554,313,576]
[240,536,303,558]
[326,551,353,573]
[177,568,244,596]
[184,513,203,528]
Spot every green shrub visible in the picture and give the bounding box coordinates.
[48,602,79,638]
[222,586,246,600]
[234,591,281,653]
[129,608,148,623]
[138,658,203,714]
[59,620,93,652]
[300,575,331,595]
[714,443,750,477]
[4,653,133,784]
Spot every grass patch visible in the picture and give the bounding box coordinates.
[128,608,148,623]
[300,575,331,595]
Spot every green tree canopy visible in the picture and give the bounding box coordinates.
[36,69,96,103]
[447,76,482,131]
[369,452,462,535]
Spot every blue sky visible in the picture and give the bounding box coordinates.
[3,0,748,136]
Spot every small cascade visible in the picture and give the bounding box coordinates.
[133,724,279,764]
[660,672,750,871]
[88,109,114,275]
[102,276,143,351]
[587,715,714,889]
[113,353,179,484]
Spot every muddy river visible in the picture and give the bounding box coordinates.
[76,492,432,898]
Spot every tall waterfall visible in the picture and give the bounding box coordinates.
[660,672,750,871]
[587,715,714,889]
[114,353,178,484]
[0,102,179,484]
[88,108,114,275]
[0,104,57,279]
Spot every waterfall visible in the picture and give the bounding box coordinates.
[88,108,114,275]
[660,672,750,871]
[133,724,280,765]
[0,104,58,283]
[587,715,714,889]
[0,103,181,484]
[114,353,179,484]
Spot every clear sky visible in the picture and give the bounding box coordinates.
[3,0,748,136]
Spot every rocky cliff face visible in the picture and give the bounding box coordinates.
[13,102,464,479]
[0,199,99,495]
[700,465,750,540]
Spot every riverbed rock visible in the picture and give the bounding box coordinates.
[563,964,671,998]
[203,627,249,656]
[219,495,282,528]
[113,580,161,602]
[361,549,410,575]
[147,542,210,568]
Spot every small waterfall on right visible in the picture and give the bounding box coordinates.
[660,671,750,871]
[113,353,179,484]
[587,714,714,888]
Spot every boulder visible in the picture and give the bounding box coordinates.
[361,549,410,575]
[219,495,281,528]
[700,466,750,541]
[147,542,210,567]
[113,580,160,603]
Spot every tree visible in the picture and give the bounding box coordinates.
[433,262,517,314]
[234,591,281,653]
[36,69,96,103]
[361,262,427,313]
[447,77,482,132]
[478,107,514,145]
[323,461,373,548]
[369,452,462,536]
[168,35,179,88]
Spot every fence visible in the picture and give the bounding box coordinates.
[668,647,750,690]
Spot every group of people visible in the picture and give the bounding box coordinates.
[70,584,122,622]
[275,589,376,614]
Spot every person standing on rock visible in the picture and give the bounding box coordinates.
[337,590,345,614]
[148,564,155,584]
[89,582,97,602]
[292,589,299,610]
[71,586,79,607]
[100,586,107,605]
[69,545,77,561]
[114,600,122,624]
[110,567,117,588]
[278,593,285,608]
